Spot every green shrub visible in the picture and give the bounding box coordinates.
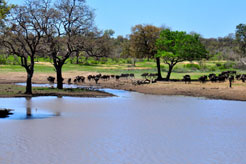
[183,63,200,70]
[173,66,190,73]
[0,57,7,64]
[126,58,132,64]
[216,63,222,67]
[223,61,235,69]
[233,61,246,70]
[90,60,99,65]
[99,57,107,64]
[218,61,235,69]
[209,66,217,72]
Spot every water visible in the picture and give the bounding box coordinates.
[1,87,246,164]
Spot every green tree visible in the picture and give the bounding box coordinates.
[235,24,246,65]
[235,24,246,64]
[236,24,246,54]
[156,29,207,80]
[235,24,246,66]
[0,0,14,21]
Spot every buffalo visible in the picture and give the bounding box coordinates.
[183,75,191,84]
[47,76,55,83]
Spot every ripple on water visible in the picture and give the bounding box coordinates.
[1,86,246,164]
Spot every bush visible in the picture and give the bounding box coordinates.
[173,66,190,73]
[126,58,132,64]
[90,60,99,65]
[233,61,246,70]
[183,63,200,70]
[99,57,107,64]
[216,63,222,67]
[208,66,217,72]
[0,57,7,64]
[218,61,235,69]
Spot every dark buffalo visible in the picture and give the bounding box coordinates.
[47,76,55,83]
[94,76,99,84]
[241,74,246,82]
[101,75,110,81]
[130,73,135,78]
[208,73,216,80]
[199,75,207,83]
[236,74,241,80]
[141,73,149,79]
[183,75,191,84]
[67,78,72,84]
[218,74,226,82]
[115,75,120,81]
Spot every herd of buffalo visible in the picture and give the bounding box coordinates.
[47,73,136,85]
[183,71,246,84]
[47,71,246,85]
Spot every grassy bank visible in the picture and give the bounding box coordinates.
[0,84,113,98]
[0,57,245,80]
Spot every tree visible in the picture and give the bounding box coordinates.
[43,0,94,89]
[79,29,114,60]
[0,0,14,26]
[156,29,207,80]
[236,24,246,65]
[129,24,163,80]
[2,0,47,94]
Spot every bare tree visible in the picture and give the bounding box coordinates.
[43,0,94,89]
[2,0,47,94]
[78,29,113,60]
[126,24,163,80]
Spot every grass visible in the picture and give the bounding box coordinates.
[0,56,245,80]
[0,84,112,97]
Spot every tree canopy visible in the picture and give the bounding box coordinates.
[0,0,14,27]
[126,24,163,79]
[156,29,207,80]
[0,0,13,19]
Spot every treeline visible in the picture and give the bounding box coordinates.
[0,0,246,94]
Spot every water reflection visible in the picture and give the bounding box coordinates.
[26,97,32,118]
[0,97,58,120]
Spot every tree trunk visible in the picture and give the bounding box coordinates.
[166,64,174,81]
[25,72,33,94]
[56,66,63,89]
[76,55,79,64]
[132,58,136,67]
[156,57,162,80]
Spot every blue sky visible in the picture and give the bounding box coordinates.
[8,0,246,38]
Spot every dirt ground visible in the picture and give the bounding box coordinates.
[0,71,246,101]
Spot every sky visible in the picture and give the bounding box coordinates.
[8,0,246,38]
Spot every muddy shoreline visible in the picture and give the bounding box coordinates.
[0,83,114,98]
[0,72,246,101]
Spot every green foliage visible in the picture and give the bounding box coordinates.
[0,0,14,26]
[221,61,235,69]
[236,24,246,54]
[216,63,222,67]
[156,29,207,79]
[156,29,207,62]
[0,0,14,19]
[0,55,6,64]
[183,63,200,70]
